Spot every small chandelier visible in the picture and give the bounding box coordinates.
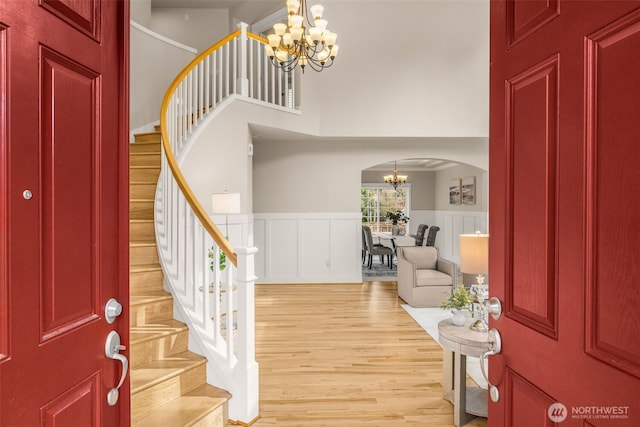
[384,162,408,190]
[265,0,339,73]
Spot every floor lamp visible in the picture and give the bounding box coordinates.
[211,191,241,239]
[459,232,489,332]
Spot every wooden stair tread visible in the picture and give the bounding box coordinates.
[130,319,188,345]
[130,351,207,393]
[130,264,162,273]
[131,384,228,427]
[130,291,172,306]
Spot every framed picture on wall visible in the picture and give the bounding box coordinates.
[449,179,461,205]
[462,176,476,205]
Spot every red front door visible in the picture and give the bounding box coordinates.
[490,1,640,425]
[0,0,129,425]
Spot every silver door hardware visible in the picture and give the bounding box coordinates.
[105,298,123,324]
[22,190,32,200]
[105,331,128,406]
[480,328,502,403]
[485,296,502,320]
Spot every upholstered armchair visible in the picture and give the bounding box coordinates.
[397,246,456,307]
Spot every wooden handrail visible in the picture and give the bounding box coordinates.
[158,29,250,267]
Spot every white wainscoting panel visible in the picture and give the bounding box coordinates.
[432,210,487,262]
[254,213,361,283]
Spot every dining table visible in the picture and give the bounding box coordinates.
[373,232,416,252]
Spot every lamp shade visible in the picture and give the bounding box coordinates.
[211,192,240,215]
[459,233,488,275]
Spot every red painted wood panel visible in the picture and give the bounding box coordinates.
[506,55,558,338]
[507,0,559,47]
[40,47,100,341]
[585,8,640,379]
[40,0,100,40]
[0,24,7,362]
[491,1,640,426]
[41,373,100,426]
[506,369,555,427]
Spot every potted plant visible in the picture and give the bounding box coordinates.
[385,210,409,235]
[440,286,473,326]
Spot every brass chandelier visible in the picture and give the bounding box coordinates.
[384,162,408,190]
[265,0,339,72]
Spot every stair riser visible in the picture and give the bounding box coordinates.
[130,143,161,154]
[191,407,224,427]
[130,330,189,369]
[131,299,173,327]
[131,168,160,183]
[130,245,159,266]
[130,269,164,294]
[130,200,154,220]
[130,221,155,241]
[131,363,206,420]
[130,183,156,199]
[130,153,161,167]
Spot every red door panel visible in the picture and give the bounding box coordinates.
[41,46,100,340]
[0,0,129,425]
[585,9,640,380]
[491,1,640,426]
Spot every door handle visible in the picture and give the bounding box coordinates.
[480,328,502,403]
[105,331,128,406]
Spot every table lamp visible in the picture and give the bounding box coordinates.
[211,191,240,239]
[459,232,489,332]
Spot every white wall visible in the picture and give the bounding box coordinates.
[252,138,488,213]
[130,22,197,132]
[308,0,489,138]
[150,8,230,53]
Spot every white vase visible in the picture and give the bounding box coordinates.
[392,224,399,235]
[452,309,467,326]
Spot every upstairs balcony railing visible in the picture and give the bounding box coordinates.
[156,23,296,424]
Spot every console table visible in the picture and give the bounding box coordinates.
[438,318,489,426]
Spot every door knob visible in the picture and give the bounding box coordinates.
[105,331,128,406]
[480,328,502,403]
[485,296,502,320]
[105,298,123,324]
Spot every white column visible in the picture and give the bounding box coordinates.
[230,245,259,423]
[236,22,249,96]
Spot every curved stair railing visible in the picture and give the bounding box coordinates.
[156,23,296,424]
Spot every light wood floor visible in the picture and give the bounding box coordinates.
[247,281,487,427]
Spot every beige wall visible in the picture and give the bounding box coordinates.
[361,170,436,210]
[435,164,488,212]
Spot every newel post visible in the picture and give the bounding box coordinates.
[232,245,259,423]
[237,22,249,96]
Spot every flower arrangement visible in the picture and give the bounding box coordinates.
[440,286,473,312]
[385,210,409,225]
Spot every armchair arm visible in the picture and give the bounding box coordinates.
[436,257,457,285]
[397,248,417,289]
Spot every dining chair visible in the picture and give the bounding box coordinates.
[425,226,440,247]
[362,225,394,269]
[413,224,428,246]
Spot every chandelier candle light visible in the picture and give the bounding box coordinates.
[265,0,339,72]
[384,161,408,191]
